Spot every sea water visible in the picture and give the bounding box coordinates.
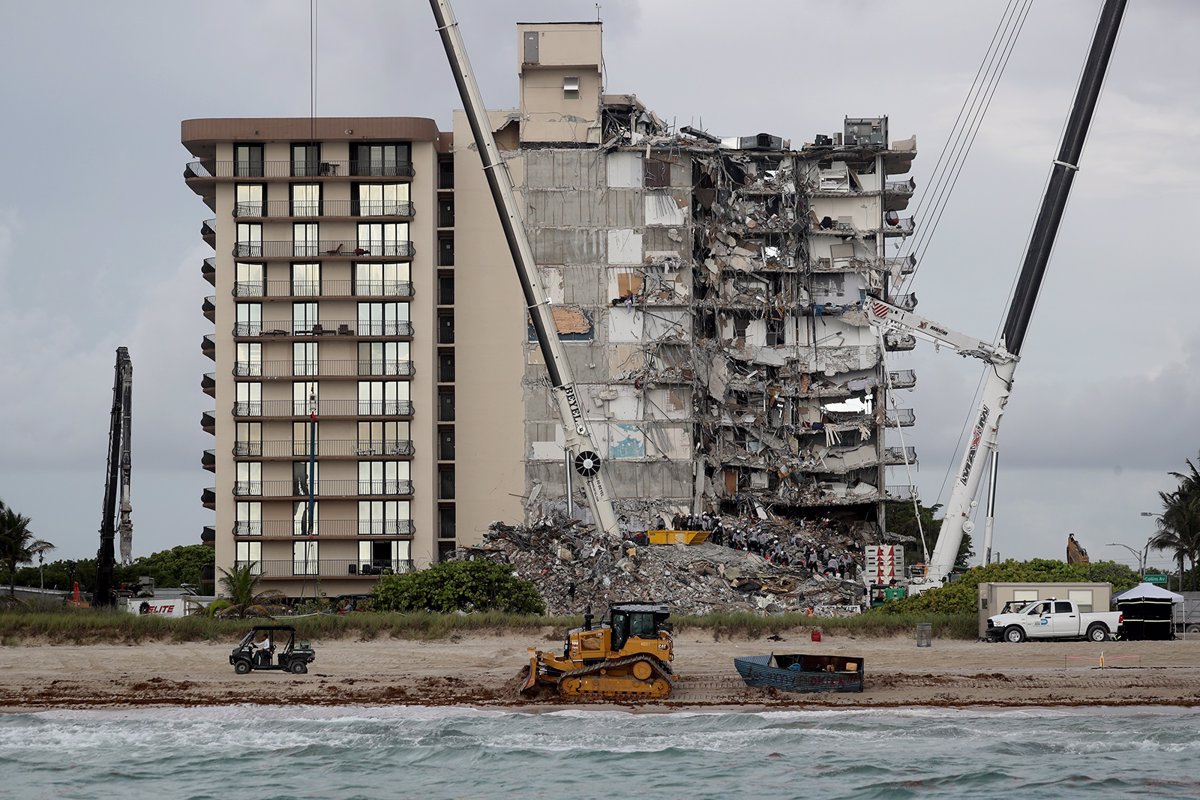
[2,706,1199,800]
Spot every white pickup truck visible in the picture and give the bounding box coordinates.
[985,599,1122,643]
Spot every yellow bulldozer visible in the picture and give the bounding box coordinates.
[521,601,676,700]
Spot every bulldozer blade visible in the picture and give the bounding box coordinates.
[519,653,542,695]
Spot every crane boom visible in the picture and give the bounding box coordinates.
[870,0,1125,592]
[429,0,621,538]
[96,346,133,607]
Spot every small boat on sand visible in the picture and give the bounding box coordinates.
[734,653,864,693]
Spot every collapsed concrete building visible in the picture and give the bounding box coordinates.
[454,22,920,546]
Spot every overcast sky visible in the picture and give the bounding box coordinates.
[1,1,1196,573]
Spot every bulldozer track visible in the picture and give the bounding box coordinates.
[556,654,675,699]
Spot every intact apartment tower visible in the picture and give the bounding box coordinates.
[184,21,918,598]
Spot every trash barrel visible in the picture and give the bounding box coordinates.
[916,622,932,647]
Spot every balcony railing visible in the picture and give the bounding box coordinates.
[883,254,917,275]
[233,439,414,458]
[201,335,215,360]
[232,240,414,259]
[888,369,916,388]
[234,320,414,337]
[202,257,216,286]
[234,519,415,537]
[233,280,414,299]
[884,446,917,464]
[232,399,414,418]
[889,293,918,311]
[187,159,415,179]
[886,484,919,501]
[885,408,916,427]
[884,332,916,351]
[201,218,217,239]
[235,559,416,579]
[202,373,216,397]
[885,178,916,196]
[232,479,414,498]
[202,487,216,507]
[233,199,415,219]
[203,296,216,320]
[233,359,415,378]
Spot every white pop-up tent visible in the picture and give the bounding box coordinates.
[1114,583,1184,639]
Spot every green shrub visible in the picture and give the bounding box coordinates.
[371,560,545,614]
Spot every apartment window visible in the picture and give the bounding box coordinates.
[292,302,319,336]
[356,183,409,216]
[358,460,409,495]
[235,461,261,496]
[438,272,455,305]
[358,500,411,536]
[357,341,410,376]
[353,143,411,177]
[358,540,410,573]
[563,76,580,99]
[438,505,456,539]
[234,144,264,178]
[293,541,319,575]
[438,198,454,228]
[235,501,261,536]
[438,388,455,421]
[293,342,318,377]
[291,143,320,177]
[293,381,318,416]
[766,317,785,347]
[438,312,455,344]
[292,263,320,297]
[437,158,454,190]
[357,302,409,336]
[293,223,319,258]
[235,541,262,574]
[358,420,409,455]
[438,236,454,266]
[235,262,265,297]
[292,184,320,217]
[235,342,262,377]
[358,380,409,416]
[438,352,455,383]
[235,184,264,217]
[235,303,261,337]
[235,422,262,457]
[292,420,318,457]
[355,262,409,296]
[235,382,262,416]
[236,223,262,257]
[439,465,456,499]
[292,501,318,536]
[438,427,455,461]
[293,460,318,497]
[357,222,409,257]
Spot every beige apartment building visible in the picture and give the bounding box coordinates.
[185,21,918,598]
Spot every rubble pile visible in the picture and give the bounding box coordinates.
[457,515,873,617]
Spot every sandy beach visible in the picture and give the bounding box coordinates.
[3,629,1200,711]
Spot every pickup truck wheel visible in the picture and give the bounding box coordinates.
[1004,626,1026,643]
[234,659,252,675]
[1087,624,1109,642]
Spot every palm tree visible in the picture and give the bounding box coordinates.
[0,500,54,598]
[1151,481,1200,592]
[216,563,285,618]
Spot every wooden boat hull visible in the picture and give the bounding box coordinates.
[734,653,864,693]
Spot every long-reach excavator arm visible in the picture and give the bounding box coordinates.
[429,0,621,538]
[96,346,133,607]
[868,0,1125,592]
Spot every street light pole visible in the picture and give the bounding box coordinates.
[1106,542,1145,580]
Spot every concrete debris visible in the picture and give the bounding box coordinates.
[457,515,870,617]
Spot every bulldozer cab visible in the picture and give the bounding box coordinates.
[608,602,671,651]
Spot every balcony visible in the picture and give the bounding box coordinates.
[889,293,917,311]
[202,487,216,509]
[202,372,215,398]
[885,178,916,197]
[239,559,416,580]
[202,334,216,361]
[885,408,916,427]
[201,410,216,434]
[884,332,916,351]
[201,526,216,545]
[202,449,215,472]
[884,446,917,465]
[888,369,916,389]
[202,257,216,286]
[233,279,414,299]
[201,218,217,244]
[883,254,917,275]
[233,360,415,378]
[883,215,916,235]
[234,320,414,338]
[185,159,415,179]
[232,479,414,499]
[886,484,919,501]
[235,519,415,538]
[233,199,414,219]
[233,439,414,458]
[203,295,216,322]
[233,399,414,418]
[232,240,414,259]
